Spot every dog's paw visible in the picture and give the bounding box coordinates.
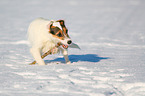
[66,61,71,64]
[38,62,46,66]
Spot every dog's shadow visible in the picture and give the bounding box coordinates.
[45,54,109,64]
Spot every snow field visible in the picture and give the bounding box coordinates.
[0,0,145,96]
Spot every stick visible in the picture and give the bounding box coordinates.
[29,43,61,65]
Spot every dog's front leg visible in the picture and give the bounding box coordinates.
[30,47,45,65]
[60,48,70,64]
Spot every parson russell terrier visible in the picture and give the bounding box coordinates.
[28,18,80,65]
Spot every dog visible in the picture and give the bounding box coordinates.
[28,17,73,65]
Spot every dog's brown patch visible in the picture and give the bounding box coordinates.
[49,20,70,40]
[49,25,64,40]
[57,20,70,38]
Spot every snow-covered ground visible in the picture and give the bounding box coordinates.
[0,0,145,96]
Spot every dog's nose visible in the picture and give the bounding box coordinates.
[67,40,72,44]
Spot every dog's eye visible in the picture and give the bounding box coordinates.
[66,29,68,34]
[57,33,62,37]
[50,31,55,35]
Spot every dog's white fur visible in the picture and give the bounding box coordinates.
[28,18,71,65]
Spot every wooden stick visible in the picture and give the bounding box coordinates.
[29,43,61,65]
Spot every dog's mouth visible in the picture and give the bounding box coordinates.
[57,42,69,49]
[57,42,80,49]
[62,44,68,49]
[59,40,72,49]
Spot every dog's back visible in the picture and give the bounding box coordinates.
[28,18,51,47]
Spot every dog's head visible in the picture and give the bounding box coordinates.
[48,20,72,46]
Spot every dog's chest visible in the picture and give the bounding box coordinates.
[41,41,59,54]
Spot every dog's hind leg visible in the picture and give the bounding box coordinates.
[60,48,71,64]
[30,47,45,65]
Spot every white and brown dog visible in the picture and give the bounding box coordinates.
[28,17,79,65]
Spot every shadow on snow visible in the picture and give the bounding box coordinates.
[45,54,109,63]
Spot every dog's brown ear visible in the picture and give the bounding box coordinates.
[57,20,65,27]
[47,20,54,29]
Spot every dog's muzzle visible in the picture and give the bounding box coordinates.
[62,40,72,49]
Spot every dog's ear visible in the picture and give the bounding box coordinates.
[47,20,54,29]
[57,20,65,27]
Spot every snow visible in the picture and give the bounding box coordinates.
[0,0,145,96]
